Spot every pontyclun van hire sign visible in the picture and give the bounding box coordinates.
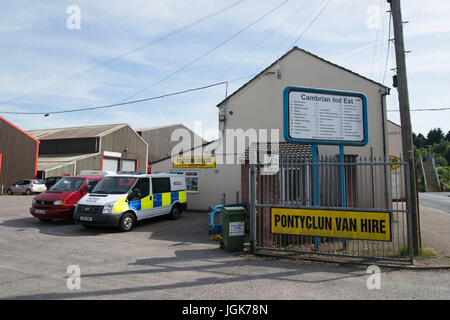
[271,208,392,241]
[283,87,368,146]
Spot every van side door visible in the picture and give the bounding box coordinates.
[151,177,172,215]
[127,178,151,220]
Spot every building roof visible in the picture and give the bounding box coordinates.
[150,140,217,165]
[37,153,99,172]
[217,46,390,107]
[28,124,128,140]
[243,142,313,161]
[387,119,401,128]
[136,123,184,132]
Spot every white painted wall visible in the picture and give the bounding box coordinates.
[153,48,391,211]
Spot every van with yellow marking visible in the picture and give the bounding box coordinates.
[74,173,187,232]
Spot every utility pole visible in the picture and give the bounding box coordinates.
[388,0,420,255]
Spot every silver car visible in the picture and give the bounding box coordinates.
[7,179,47,195]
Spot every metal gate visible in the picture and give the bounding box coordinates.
[248,155,414,263]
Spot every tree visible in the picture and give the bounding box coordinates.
[427,128,444,145]
[446,130,450,142]
[435,155,448,167]
[413,132,427,149]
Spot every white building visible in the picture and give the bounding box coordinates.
[152,47,391,211]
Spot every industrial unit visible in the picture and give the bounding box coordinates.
[152,47,392,211]
[28,124,148,178]
[136,124,207,163]
[0,116,40,194]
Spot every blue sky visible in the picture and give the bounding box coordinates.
[1,0,449,140]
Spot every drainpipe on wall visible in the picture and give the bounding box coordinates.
[380,89,390,208]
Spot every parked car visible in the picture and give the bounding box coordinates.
[7,179,47,195]
[30,171,110,223]
[44,176,62,190]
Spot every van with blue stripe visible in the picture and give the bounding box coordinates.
[74,172,187,232]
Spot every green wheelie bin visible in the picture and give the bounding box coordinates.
[220,206,247,252]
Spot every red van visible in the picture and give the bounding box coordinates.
[30,172,110,223]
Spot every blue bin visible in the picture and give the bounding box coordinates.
[208,203,246,235]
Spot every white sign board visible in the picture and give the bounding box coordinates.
[284,87,368,145]
[103,151,122,158]
[229,221,245,236]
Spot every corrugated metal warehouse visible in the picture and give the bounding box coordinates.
[28,124,148,178]
[0,116,40,194]
[136,124,208,163]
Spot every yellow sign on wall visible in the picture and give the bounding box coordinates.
[390,155,401,171]
[271,208,391,241]
[173,156,216,168]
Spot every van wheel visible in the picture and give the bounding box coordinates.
[118,212,136,232]
[7,189,13,195]
[25,189,32,195]
[169,205,181,220]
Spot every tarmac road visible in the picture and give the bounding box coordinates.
[419,192,450,214]
[0,195,449,300]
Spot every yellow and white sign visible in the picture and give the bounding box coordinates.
[271,208,391,241]
[390,155,401,171]
[173,156,216,168]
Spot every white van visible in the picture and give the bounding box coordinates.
[74,173,187,232]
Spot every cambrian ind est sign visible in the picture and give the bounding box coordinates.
[271,208,392,241]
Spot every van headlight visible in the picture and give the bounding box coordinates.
[53,200,66,205]
[102,202,115,214]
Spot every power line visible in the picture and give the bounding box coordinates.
[0,0,249,107]
[252,0,330,75]
[382,11,393,85]
[369,0,383,79]
[83,0,290,125]
[199,0,330,133]
[218,0,313,80]
[0,82,229,115]
[167,0,313,132]
[119,0,290,103]
[377,0,387,83]
[288,0,332,48]
[198,0,316,134]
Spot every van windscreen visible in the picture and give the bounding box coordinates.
[51,177,85,191]
[91,177,137,194]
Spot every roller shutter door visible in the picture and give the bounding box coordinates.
[122,159,137,171]
[103,158,119,171]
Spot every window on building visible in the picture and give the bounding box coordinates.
[184,171,199,193]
